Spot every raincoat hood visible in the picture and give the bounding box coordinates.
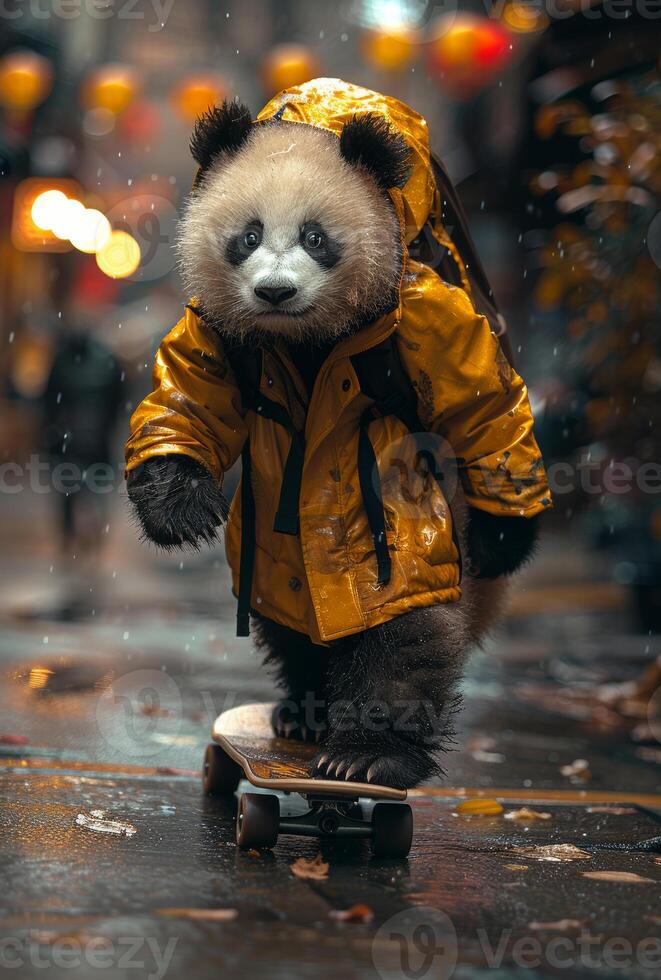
[256,77,436,245]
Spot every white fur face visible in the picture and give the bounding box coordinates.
[177,122,402,344]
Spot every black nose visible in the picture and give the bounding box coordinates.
[254,286,298,306]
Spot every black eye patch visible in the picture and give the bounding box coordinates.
[225,220,263,266]
[300,221,341,269]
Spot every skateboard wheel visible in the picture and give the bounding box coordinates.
[203,743,241,796]
[236,793,279,849]
[371,802,413,858]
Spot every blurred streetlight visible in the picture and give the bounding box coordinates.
[81,64,141,115]
[262,45,321,95]
[170,73,230,121]
[0,49,53,112]
[96,230,141,279]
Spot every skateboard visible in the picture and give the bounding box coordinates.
[203,702,413,857]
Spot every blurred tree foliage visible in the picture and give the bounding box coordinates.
[532,73,660,459]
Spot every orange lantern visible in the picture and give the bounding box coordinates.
[427,14,512,98]
[170,73,230,121]
[82,64,140,115]
[361,28,420,72]
[262,45,321,95]
[0,49,53,112]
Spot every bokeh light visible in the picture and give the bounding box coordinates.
[69,209,112,253]
[82,64,140,115]
[361,28,420,71]
[170,73,230,121]
[262,44,321,94]
[96,230,141,278]
[0,49,54,112]
[30,189,68,231]
[50,199,86,241]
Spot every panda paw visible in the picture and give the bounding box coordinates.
[127,455,228,551]
[271,700,326,743]
[310,732,439,789]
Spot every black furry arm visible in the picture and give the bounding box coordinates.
[127,455,229,551]
[466,507,540,579]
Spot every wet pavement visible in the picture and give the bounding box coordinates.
[1,490,660,979]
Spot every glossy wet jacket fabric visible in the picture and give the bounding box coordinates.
[125,79,551,644]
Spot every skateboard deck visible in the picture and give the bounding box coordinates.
[203,702,413,856]
[211,702,407,801]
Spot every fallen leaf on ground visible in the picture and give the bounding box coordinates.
[560,759,591,782]
[529,919,587,931]
[586,806,636,815]
[75,809,137,837]
[291,853,329,880]
[157,908,238,921]
[504,864,529,871]
[0,734,29,745]
[455,799,504,816]
[511,844,591,863]
[329,904,374,923]
[247,849,261,858]
[581,871,655,883]
[505,808,552,822]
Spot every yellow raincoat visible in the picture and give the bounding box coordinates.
[126,79,551,644]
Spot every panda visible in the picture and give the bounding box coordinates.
[127,82,550,788]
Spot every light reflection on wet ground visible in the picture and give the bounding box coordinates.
[1,491,660,978]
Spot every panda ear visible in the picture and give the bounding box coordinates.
[339,113,412,190]
[190,100,252,172]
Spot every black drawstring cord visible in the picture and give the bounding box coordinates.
[358,411,392,587]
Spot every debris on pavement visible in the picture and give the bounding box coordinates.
[580,871,656,883]
[510,844,592,862]
[329,904,374,923]
[75,809,137,837]
[560,758,592,782]
[291,853,329,880]
[528,919,587,931]
[504,807,552,822]
[157,908,239,921]
[455,799,504,816]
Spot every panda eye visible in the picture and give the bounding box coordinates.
[305,230,324,249]
[244,229,261,249]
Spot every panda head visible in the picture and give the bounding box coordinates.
[177,100,412,344]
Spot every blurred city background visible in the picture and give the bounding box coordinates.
[1,0,659,635]
[0,2,660,973]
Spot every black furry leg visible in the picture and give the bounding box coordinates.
[311,605,468,789]
[466,508,539,579]
[127,454,229,551]
[252,614,328,743]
